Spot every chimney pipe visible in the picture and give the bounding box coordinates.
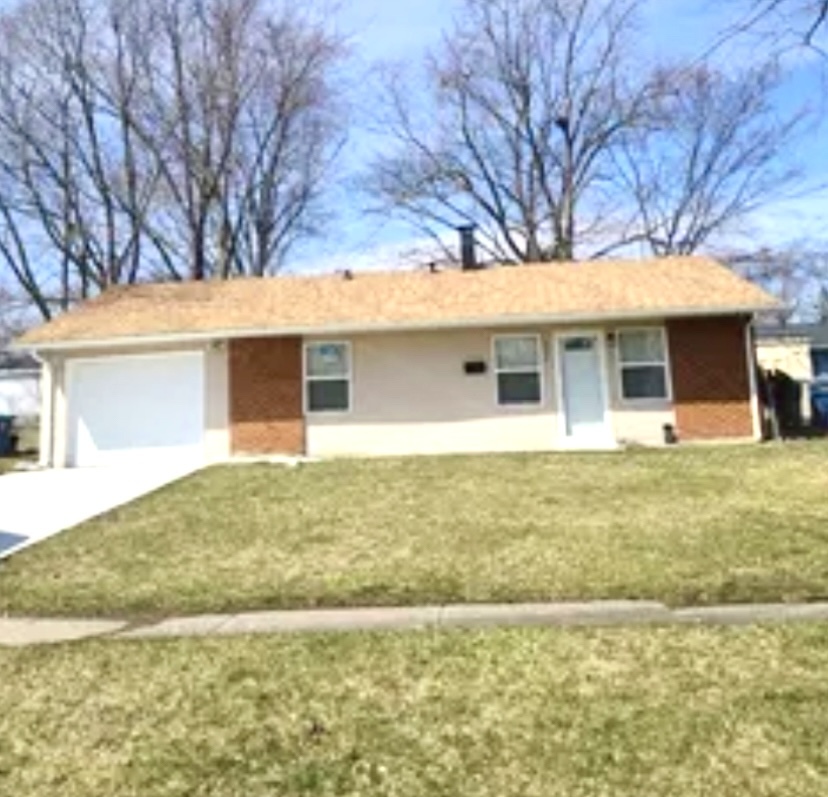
[458,224,479,271]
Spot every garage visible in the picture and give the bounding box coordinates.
[66,352,205,467]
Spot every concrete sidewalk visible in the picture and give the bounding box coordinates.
[0,617,127,647]
[5,600,828,647]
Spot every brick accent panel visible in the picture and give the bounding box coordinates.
[229,337,305,455]
[667,316,755,441]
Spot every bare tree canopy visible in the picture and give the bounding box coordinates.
[609,64,802,257]
[735,1,828,47]
[365,0,647,263]
[725,244,828,323]
[0,0,348,319]
[365,0,804,264]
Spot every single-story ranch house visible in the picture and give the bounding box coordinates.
[18,256,776,467]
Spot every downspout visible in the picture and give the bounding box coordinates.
[744,319,763,442]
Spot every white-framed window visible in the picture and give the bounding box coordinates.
[304,341,351,413]
[493,334,543,406]
[617,328,669,401]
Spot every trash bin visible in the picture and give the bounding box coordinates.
[0,415,14,456]
[812,387,828,429]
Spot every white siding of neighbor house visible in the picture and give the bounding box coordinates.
[43,342,229,467]
[305,326,676,458]
[755,335,813,425]
[0,371,40,417]
[755,337,812,382]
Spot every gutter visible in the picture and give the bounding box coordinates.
[14,303,774,354]
[0,369,40,377]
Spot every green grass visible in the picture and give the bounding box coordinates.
[2,443,828,617]
[3,624,828,795]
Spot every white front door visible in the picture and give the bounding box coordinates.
[558,333,611,447]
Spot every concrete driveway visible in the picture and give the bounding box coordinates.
[0,463,200,559]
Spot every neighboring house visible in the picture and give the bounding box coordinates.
[0,350,40,418]
[17,256,776,468]
[756,322,828,381]
[755,322,828,427]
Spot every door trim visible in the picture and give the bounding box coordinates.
[553,329,614,449]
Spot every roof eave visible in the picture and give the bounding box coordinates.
[16,303,775,354]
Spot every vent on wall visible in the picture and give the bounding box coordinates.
[464,360,487,375]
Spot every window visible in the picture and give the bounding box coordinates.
[305,342,350,412]
[617,328,669,401]
[494,335,542,405]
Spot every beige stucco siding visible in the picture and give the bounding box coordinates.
[39,323,682,465]
[604,330,676,446]
[306,326,676,457]
[306,330,557,457]
[44,341,228,467]
[203,345,230,462]
[38,357,56,468]
[52,359,68,468]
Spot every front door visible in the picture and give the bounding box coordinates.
[558,333,610,447]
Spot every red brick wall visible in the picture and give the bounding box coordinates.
[229,337,305,455]
[667,316,755,441]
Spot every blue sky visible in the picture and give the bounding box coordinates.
[294,0,828,271]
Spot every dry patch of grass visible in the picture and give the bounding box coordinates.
[2,443,828,617]
[2,624,828,795]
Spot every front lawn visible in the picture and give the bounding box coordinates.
[2,624,828,796]
[1,443,828,617]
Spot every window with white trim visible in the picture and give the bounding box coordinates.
[494,335,542,405]
[305,342,350,412]
[617,328,669,400]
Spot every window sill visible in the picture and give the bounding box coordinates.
[495,402,546,412]
[615,397,672,409]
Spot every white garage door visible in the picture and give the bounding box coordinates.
[67,353,205,467]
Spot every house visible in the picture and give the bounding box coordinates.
[16,255,776,468]
[0,350,40,418]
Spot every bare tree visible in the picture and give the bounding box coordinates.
[127,0,346,280]
[607,64,803,257]
[365,0,650,263]
[0,0,347,319]
[366,0,809,265]
[0,0,154,316]
[732,1,828,49]
[725,244,828,323]
[0,284,32,344]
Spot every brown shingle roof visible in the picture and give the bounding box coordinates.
[19,256,777,348]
